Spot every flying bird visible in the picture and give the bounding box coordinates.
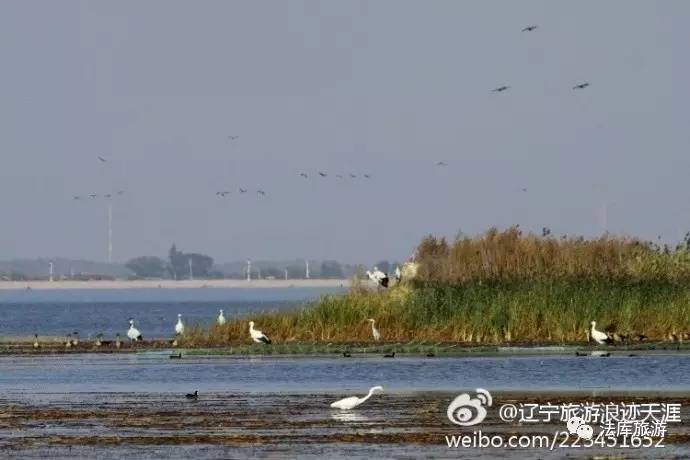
[319,172,328,177]
[299,173,308,178]
[116,191,125,195]
[73,196,81,200]
[330,386,383,410]
[89,194,98,198]
[363,174,371,179]
[257,190,266,196]
[249,321,271,344]
[97,156,107,162]
[104,194,112,198]
[491,86,511,93]
[239,188,247,193]
[228,136,239,140]
[336,174,344,179]
[349,173,357,178]
[216,191,230,197]
[437,161,448,167]
[522,25,538,32]
[573,82,590,90]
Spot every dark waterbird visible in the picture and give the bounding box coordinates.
[383,352,395,358]
[491,85,511,92]
[343,351,352,358]
[185,390,198,399]
[170,353,182,359]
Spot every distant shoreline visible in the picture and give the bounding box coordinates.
[0,279,352,291]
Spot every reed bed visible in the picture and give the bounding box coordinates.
[182,228,690,347]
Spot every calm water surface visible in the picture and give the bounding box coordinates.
[0,287,344,338]
[1,353,688,398]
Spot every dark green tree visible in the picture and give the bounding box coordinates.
[125,256,167,278]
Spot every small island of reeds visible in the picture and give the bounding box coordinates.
[183,227,690,347]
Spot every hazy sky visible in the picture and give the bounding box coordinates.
[1,1,689,264]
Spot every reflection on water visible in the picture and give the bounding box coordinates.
[330,411,371,423]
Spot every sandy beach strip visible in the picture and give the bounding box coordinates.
[0,278,351,291]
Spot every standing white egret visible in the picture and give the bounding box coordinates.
[175,314,185,335]
[33,334,40,349]
[590,321,612,345]
[330,386,383,410]
[217,309,226,326]
[127,319,143,342]
[249,321,272,344]
[394,265,402,284]
[367,319,381,341]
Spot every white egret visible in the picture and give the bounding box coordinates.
[127,319,143,342]
[330,386,383,410]
[33,334,39,349]
[249,321,272,344]
[590,321,612,345]
[175,314,185,335]
[367,319,381,341]
[217,309,226,326]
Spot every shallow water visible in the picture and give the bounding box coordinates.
[0,287,344,338]
[0,352,688,398]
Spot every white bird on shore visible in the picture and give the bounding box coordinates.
[330,386,383,410]
[33,334,40,349]
[367,319,381,341]
[394,265,402,284]
[217,309,226,326]
[249,321,272,344]
[590,321,612,345]
[366,267,389,288]
[128,319,143,342]
[175,314,185,335]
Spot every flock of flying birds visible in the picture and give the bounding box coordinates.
[73,24,589,204]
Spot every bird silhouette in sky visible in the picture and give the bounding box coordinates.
[89,194,98,198]
[336,174,344,179]
[363,174,371,179]
[97,156,107,162]
[437,161,448,167]
[239,188,247,193]
[491,86,511,93]
[228,136,239,140]
[257,190,266,196]
[573,82,590,90]
[349,173,357,178]
[522,25,537,32]
[299,172,308,178]
[216,191,230,197]
[73,196,81,200]
[318,172,327,177]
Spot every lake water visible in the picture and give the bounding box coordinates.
[1,352,688,398]
[0,287,345,338]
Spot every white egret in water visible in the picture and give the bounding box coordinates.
[175,314,185,335]
[249,321,272,344]
[217,309,226,326]
[127,319,142,342]
[33,334,39,349]
[367,319,381,341]
[590,321,612,345]
[330,386,383,410]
